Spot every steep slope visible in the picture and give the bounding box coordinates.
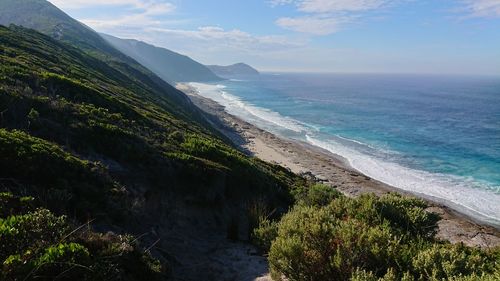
[0,23,304,280]
[101,33,222,83]
[0,0,118,56]
[207,63,260,76]
[0,0,201,122]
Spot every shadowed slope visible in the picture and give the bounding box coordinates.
[101,33,222,83]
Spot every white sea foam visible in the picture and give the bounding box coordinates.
[335,134,381,151]
[189,82,500,226]
[190,82,308,133]
[305,134,500,226]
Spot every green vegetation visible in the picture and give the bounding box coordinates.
[0,192,163,280]
[0,2,498,280]
[0,129,116,217]
[253,189,499,281]
[0,21,302,280]
[0,24,300,206]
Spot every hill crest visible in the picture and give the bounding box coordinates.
[206,63,260,76]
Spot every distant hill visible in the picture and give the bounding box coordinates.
[101,34,222,83]
[207,63,260,76]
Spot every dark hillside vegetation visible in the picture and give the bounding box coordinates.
[0,192,164,281]
[0,0,202,123]
[0,25,305,279]
[0,0,110,51]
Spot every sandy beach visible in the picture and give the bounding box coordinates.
[177,83,500,249]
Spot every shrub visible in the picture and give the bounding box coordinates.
[0,208,68,261]
[32,242,92,279]
[36,242,90,265]
[0,192,34,217]
[266,193,499,281]
[77,232,165,280]
[378,193,439,237]
[247,199,272,238]
[0,201,166,280]
[294,183,342,207]
[27,108,39,129]
[412,243,498,280]
[449,270,500,281]
[0,129,114,216]
[268,204,398,281]
[253,217,278,252]
[0,129,90,183]
[350,268,414,281]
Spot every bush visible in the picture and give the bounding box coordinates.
[294,183,342,207]
[268,204,398,281]
[378,193,439,237]
[0,129,91,184]
[29,243,91,279]
[412,243,498,280]
[266,194,499,281]
[449,270,500,281]
[253,217,278,252]
[0,193,165,280]
[77,232,165,280]
[0,208,68,261]
[350,268,414,281]
[0,192,35,217]
[0,129,114,216]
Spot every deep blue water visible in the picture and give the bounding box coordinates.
[190,73,500,226]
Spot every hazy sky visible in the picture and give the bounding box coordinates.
[49,0,500,75]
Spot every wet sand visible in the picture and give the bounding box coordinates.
[177,83,500,249]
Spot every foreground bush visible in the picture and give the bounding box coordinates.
[269,206,397,280]
[252,217,278,252]
[294,183,342,207]
[412,244,498,280]
[0,193,165,280]
[259,189,499,281]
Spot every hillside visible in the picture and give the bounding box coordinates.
[101,33,222,83]
[0,0,120,56]
[0,0,306,279]
[1,1,499,281]
[0,0,200,120]
[0,22,305,280]
[207,63,260,76]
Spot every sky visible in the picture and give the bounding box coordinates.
[48,0,500,75]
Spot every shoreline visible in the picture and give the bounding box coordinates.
[177,83,500,248]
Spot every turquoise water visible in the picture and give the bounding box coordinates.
[190,73,500,226]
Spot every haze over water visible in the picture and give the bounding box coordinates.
[191,73,500,226]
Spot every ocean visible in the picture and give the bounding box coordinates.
[189,73,500,226]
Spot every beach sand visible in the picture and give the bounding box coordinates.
[177,83,500,249]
